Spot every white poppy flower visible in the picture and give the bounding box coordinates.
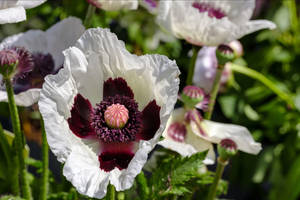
[0,0,46,24]
[159,107,262,164]
[0,17,85,106]
[38,28,180,198]
[140,0,159,14]
[157,0,276,46]
[86,0,138,10]
[192,46,231,93]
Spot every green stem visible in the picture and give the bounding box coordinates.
[4,78,32,200]
[106,184,116,200]
[136,171,150,199]
[39,117,49,200]
[207,158,228,200]
[205,65,224,120]
[186,46,200,85]
[116,192,125,200]
[0,124,19,195]
[84,4,96,28]
[229,63,295,108]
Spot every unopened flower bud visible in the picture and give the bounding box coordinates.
[228,40,243,58]
[181,85,208,110]
[218,138,238,161]
[0,49,19,78]
[216,44,235,66]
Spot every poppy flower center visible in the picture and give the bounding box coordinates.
[104,103,129,129]
[192,2,226,19]
[92,95,142,143]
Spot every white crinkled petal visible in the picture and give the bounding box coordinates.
[0,89,40,107]
[16,0,46,9]
[198,120,262,155]
[46,17,85,70]
[63,145,109,199]
[95,0,138,10]
[0,6,26,24]
[41,27,179,197]
[157,0,276,46]
[0,30,47,52]
[38,65,80,163]
[229,20,277,43]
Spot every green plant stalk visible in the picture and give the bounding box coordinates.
[0,124,20,195]
[207,158,228,200]
[4,78,32,200]
[84,4,96,28]
[117,192,125,200]
[186,46,200,85]
[229,63,295,108]
[39,117,49,200]
[205,65,224,120]
[136,171,150,199]
[106,184,116,200]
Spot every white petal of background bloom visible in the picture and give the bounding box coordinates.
[0,17,85,106]
[190,118,262,155]
[192,46,231,92]
[39,28,179,198]
[0,0,46,24]
[157,0,276,46]
[159,108,215,165]
[86,0,138,10]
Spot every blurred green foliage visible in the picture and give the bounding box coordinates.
[1,0,300,199]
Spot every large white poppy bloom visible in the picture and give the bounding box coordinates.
[86,0,138,10]
[159,108,261,164]
[157,0,276,46]
[0,0,46,24]
[38,28,180,198]
[0,17,85,106]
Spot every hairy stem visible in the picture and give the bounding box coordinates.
[106,184,116,200]
[4,78,32,200]
[137,171,150,199]
[84,4,96,28]
[205,65,224,120]
[186,46,200,85]
[207,158,227,200]
[229,63,295,108]
[39,117,49,200]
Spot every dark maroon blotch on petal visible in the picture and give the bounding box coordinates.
[68,94,95,138]
[98,151,134,172]
[103,77,134,99]
[136,100,161,141]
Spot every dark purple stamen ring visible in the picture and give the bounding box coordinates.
[167,122,187,142]
[92,95,142,143]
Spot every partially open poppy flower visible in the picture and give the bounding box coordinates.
[157,0,276,46]
[0,17,85,106]
[38,28,179,198]
[86,0,138,10]
[159,107,261,164]
[0,0,46,24]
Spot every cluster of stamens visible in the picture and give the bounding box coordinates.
[91,95,142,143]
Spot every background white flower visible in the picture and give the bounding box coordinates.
[157,0,276,46]
[86,0,138,10]
[38,28,179,199]
[160,108,262,164]
[0,17,85,106]
[0,0,46,24]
